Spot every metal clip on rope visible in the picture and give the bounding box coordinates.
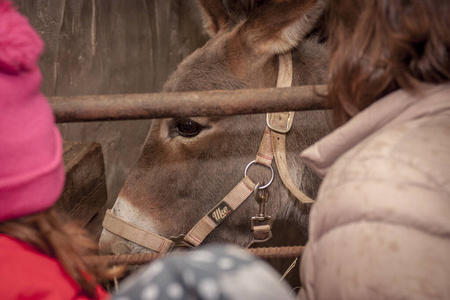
[250,182,273,244]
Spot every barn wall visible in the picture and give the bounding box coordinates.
[13,0,209,206]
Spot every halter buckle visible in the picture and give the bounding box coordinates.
[266,112,295,133]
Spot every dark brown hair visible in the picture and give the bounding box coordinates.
[328,0,450,126]
[0,208,122,298]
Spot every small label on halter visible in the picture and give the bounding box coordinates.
[208,201,233,225]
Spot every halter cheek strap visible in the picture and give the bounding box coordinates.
[266,53,314,204]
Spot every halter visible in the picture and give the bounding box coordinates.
[102,53,314,253]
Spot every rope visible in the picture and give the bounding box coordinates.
[85,245,304,267]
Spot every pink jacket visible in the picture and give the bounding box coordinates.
[299,83,450,299]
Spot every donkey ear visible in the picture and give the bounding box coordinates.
[197,0,229,36]
[197,0,262,36]
[238,0,327,54]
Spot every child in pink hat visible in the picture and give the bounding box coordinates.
[0,1,121,298]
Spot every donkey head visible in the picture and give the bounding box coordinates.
[99,0,329,257]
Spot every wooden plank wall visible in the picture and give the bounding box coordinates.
[14,0,209,209]
[55,142,108,240]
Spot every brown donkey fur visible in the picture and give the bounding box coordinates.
[100,0,332,287]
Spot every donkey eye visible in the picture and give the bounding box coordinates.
[176,118,203,137]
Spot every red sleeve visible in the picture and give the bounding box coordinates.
[0,235,111,300]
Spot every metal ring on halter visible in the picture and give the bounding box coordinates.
[244,160,274,189]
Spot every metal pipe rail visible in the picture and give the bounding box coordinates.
[50,85,328,123]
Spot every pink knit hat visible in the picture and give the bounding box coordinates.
[0,1,65,222]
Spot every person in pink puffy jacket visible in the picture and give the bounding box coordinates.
[299,0,450,299]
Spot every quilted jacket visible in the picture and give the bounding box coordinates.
[299,83,450,299]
